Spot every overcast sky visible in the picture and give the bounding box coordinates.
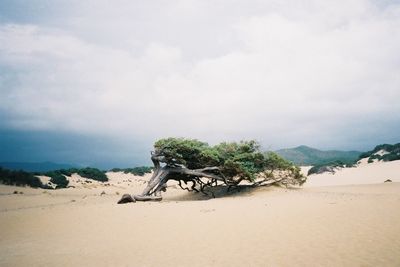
[0,0,399,168]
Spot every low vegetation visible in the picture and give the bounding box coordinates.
[44,171,69,188]
[38,168,108,188]
[307,160,355,175]
[1,167,108,189]
[76,167,108,182]
[0,167,44,188]
[110,166,152,176]
[359,143,400,163]
[307,143,400,175]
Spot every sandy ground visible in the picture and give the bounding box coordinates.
[1,164,400,267]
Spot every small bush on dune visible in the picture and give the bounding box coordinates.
[77,167,108,182]
[359,143,400,163]
[40,167,108,187]
[44,171,69,188]
[0,167,44,188]
[0,166,109,189]
[124,166,153,176]
[381,153,400,161]
[49,167,108,182]
[307,160,355,175]
[110,166,153,176]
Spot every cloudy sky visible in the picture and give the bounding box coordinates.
[0,0,399,168]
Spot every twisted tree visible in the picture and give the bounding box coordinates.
[124,138,306,202]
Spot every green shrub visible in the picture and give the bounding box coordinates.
[0,167,44,188]
[44,171,69,188]
[359,143,400,162]
[307,159,355,175]
[42,167,108,184]
[382,153,400,161]
[110,166,153,176]
[77,167,108,182]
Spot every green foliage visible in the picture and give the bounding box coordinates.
[359,143,400,163]
[154,138,219,169]
[0,166,108,189]
[214,140,265,181]
[264,152,293,170]
[40,167,107,188]
[307,160,355,175]
[45,171,69,188]
[307,143,400,175]
[382,153,400,161]
[110,166,153,176]
[77,167,108,182]
[264,152,306,184]
[0,167,44,188]
[154,138,305,184]
[48,167,108,183]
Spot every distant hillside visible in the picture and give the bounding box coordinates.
[0,161,77,172]
[275,145,362,166]
[358,143,400,163]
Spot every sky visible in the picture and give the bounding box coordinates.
[0,0,399,168]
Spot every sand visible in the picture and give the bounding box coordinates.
[1,163,400,266]
[304,159,400,187]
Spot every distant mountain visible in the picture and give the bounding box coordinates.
[275,145,362,166]
[0,161,77,172]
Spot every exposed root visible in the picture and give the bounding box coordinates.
[133,195,162,201]
[117,194,136,204]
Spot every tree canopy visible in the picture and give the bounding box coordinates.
[127,138,306,202]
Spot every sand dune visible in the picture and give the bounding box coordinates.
[305,160,400,187]
[1,162,400,266]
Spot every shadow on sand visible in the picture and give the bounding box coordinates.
[163,184,301,202]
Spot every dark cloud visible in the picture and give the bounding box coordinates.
[0,129,152,169]
[0,0,399,166]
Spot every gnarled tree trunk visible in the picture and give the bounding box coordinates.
[131,152,228,201]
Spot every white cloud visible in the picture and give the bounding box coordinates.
[0,0,400,149]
